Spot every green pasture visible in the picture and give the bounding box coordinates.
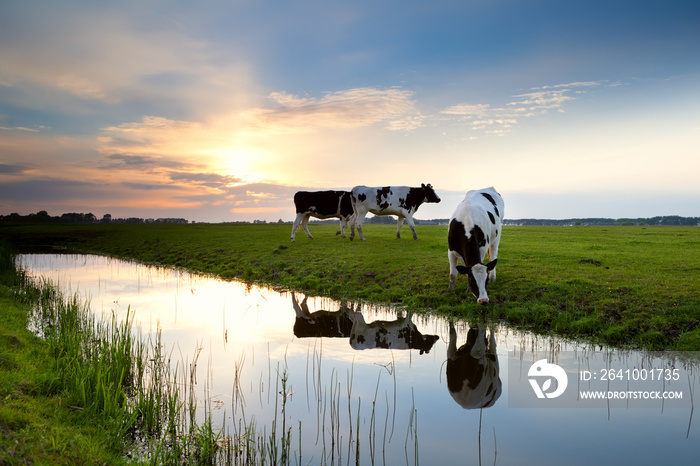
[2,222,699,350]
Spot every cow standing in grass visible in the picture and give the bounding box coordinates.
[447,187,504,304]
[350,184,441,241]
[291,190,354,241]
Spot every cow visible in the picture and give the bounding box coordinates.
[446,322,502,409]
[291,190,355,241]
[447,187,504,304]
[349,310,439,354]
[350,184,441,241]
[291,293,354,338]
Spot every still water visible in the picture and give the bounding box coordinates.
[17,254,700,465]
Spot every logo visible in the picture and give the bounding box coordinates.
[528,359,568,399]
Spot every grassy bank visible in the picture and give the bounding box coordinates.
[2,222,699,350]
[0,242,299,464]
[0,293,130,464]
[0,244,131,464]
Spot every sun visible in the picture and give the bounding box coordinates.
[217,148,269,182]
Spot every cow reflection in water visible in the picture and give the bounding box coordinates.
[446,322,502,409]
[291,294,439,354]
[292,293,354,338]
[350,311,439,354]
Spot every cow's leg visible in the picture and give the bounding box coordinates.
[291,212,305,241]
[448,250,460,291]
[405,215,418,240]
[355,211,368,241]
[338,216,348,238]
[300,214,314,239]
[469,328,488,360]
[292,293,310,318]
[396,216,404,238]
[349,212,357,240]
[447,321,457,359]
[349,220,356,241]
[487,233,501,282]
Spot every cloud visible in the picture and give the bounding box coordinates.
[104,153,168,168]
[98,116,221,166]
[92,86,425,190]
[0,177,114,204]
[121,182,185,191]
[0,4,254,118]
[246,87,423,133]
[0,163,29,175]
[0,126,41,133]
[168,172,244,189]
[507,90,573,110]
[440,81,607,135]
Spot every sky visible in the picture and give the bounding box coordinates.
[1,0,699,223]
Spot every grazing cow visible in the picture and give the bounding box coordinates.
[447,187,504,304]
[446,322,502,409]
[291,190,354,241]
[349,311,439,354]
[350,184,441,241]
[291,293,354,338]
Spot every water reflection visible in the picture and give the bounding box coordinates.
[349,310,439,354]
[447,323,502,409]
[17,254,700,466]
[292,293,439,354]
[292,293,354,338]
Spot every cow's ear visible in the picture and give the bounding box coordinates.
[421,183,426,188]
[456,265,471,276]
[486,259,498,271]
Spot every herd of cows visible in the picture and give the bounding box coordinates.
[292,185,505,304]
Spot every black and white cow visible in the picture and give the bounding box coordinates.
[291,293,354,338]
[291,190,355,241]
[350,184,441,241]
[349,311,439,354]
[446,322,502,409]
[447,187,504,304]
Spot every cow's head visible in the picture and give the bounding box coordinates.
[421,183,441,203]
[456,259,497,304]
[416,333,440,355]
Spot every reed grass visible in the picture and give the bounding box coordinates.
[3,243,423,464]
[3,246,275,464]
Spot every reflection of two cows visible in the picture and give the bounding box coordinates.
[292,294,438,354]
[292,294,502,409]
[292,185,504,304]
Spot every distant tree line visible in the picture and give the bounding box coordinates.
[500,216,700,226]
[0,211,189,225]
[309,215,699,226]
[2,211,697,227]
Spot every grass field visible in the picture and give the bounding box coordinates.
[2,222,699,350]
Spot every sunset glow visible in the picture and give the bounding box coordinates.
[1,1,699,222]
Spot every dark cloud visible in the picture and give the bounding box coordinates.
[103,153,186,171]
[168,172,244,188]
[0,163,29,174]
[121,182,184,191]
[0,177,110,204]
[106,153,159,167]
